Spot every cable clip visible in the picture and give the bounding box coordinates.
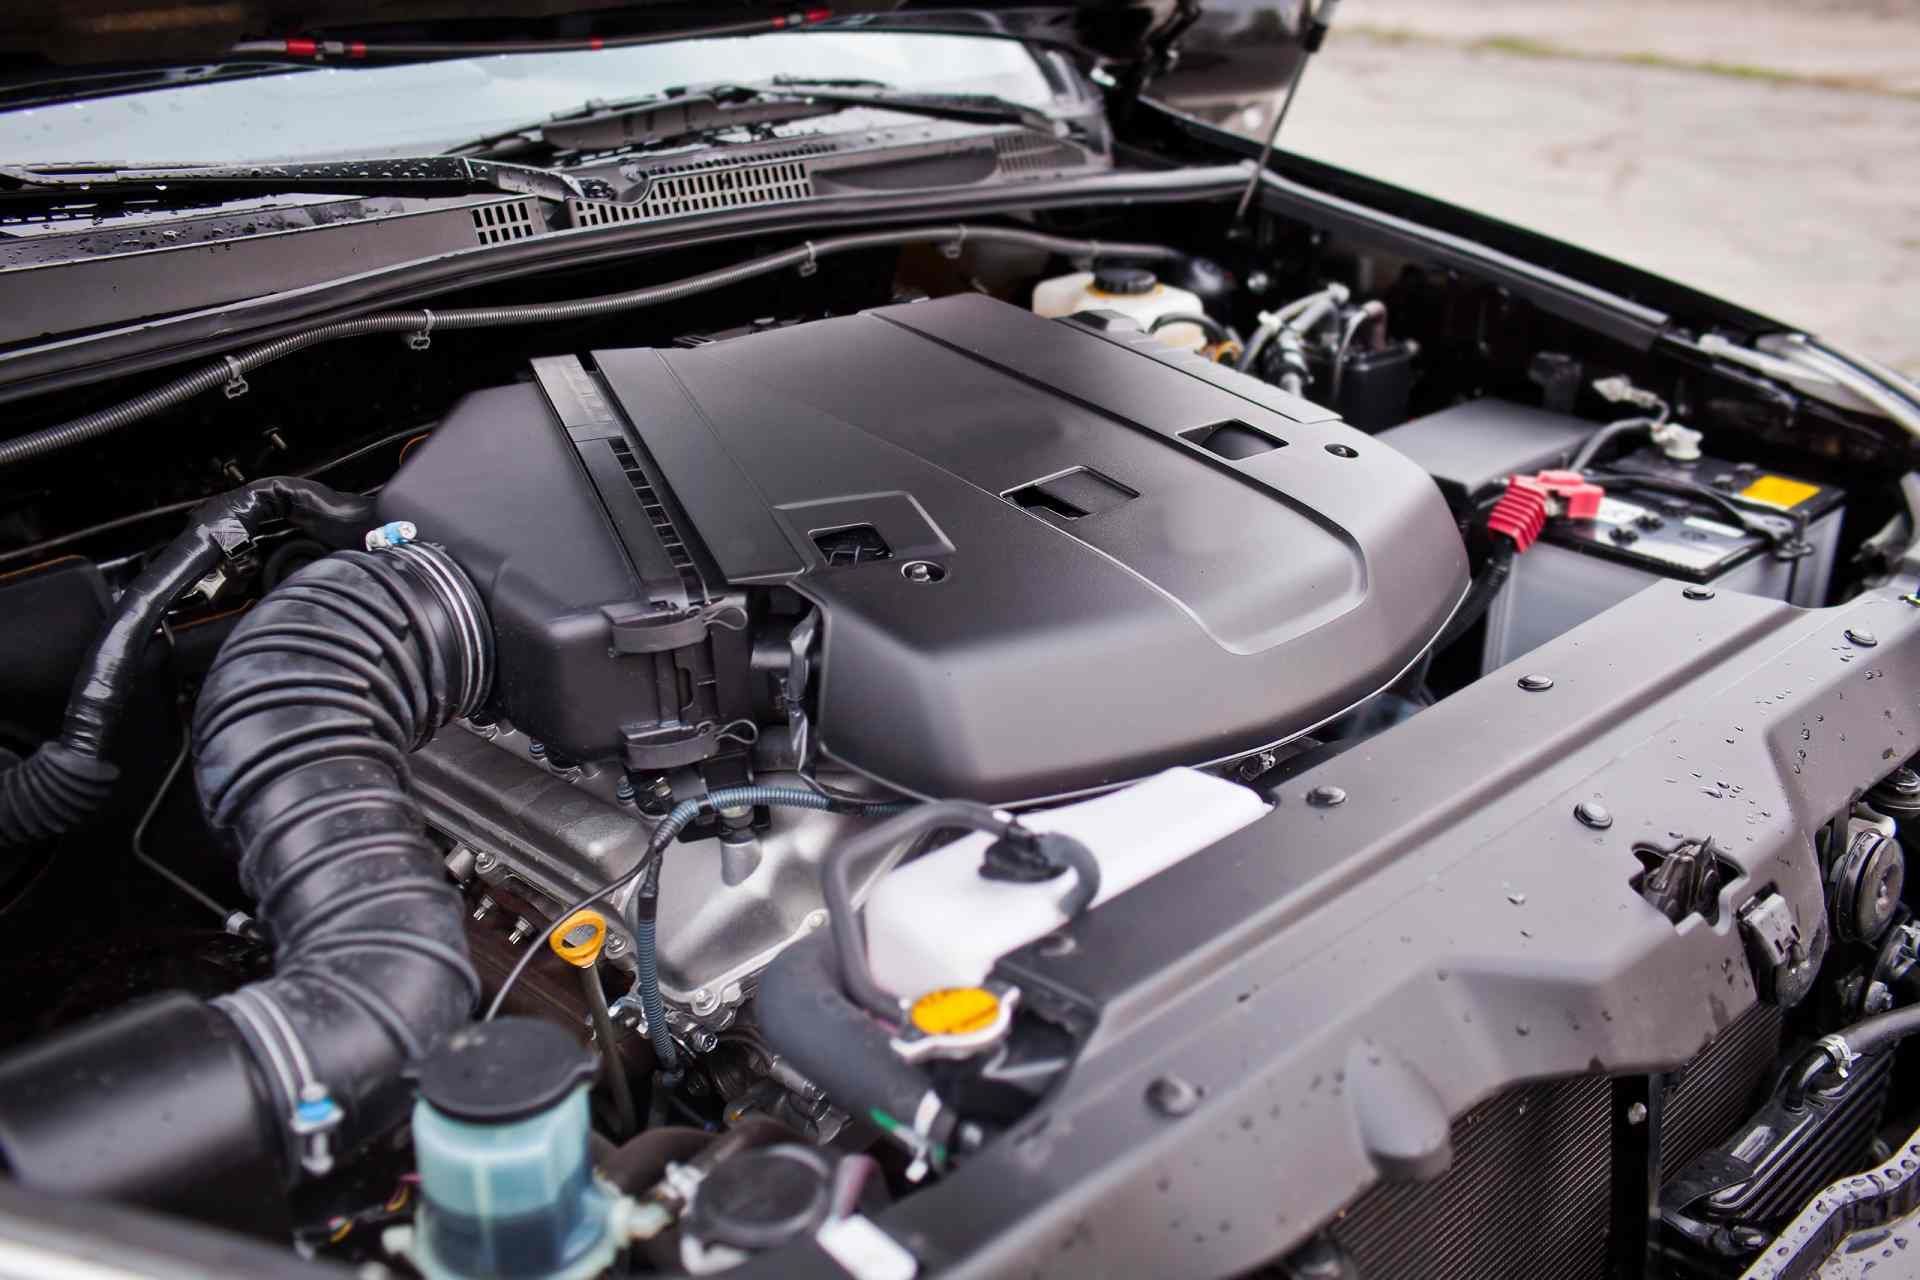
[407,309,435,351]
[798,242,819,278]
[290,1083,344,1178]
[364,520,418,552]
[221,356,250,400]
[942,226,967,261]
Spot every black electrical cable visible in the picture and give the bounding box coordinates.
[0,225,1180,469]
[480,787,911,1075]
[1430,541,1516,655]
[1148,312,1240,348]
[0,424,430,571]
[1569,417,1657,472]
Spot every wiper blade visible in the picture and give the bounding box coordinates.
[0,157,606,204]
[453,79,1077,157]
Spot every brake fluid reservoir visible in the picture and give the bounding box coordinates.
[863,768,1269,1000]
[405,1019,620,1280]
[1031,265,1209,350]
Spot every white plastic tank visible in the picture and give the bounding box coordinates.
[1032,264,1209,351]
[862,768,1269,1001]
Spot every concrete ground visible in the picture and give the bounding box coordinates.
[1266,0,1920,373]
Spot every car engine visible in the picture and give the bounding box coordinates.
[0,206,1917,1280]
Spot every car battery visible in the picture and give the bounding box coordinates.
[1483,451,1845,668]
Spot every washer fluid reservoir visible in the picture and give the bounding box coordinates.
[1032,264,1210,351]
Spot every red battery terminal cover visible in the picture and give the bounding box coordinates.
[1487,470,1605,552]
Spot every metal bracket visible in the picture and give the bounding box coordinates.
[797,241,818,278]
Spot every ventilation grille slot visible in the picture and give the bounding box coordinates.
[607,438,705,604]
[470,199,538,244]
[633,142,836,179]
[993,131,1087,177]
[568,199,650,229]
[638,160,813,218]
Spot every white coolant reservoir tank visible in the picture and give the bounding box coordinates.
[863,769,1269,1000]
[1031,265,1209,351]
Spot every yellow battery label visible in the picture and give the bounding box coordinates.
[1739,474,1821,509]
[910,987,1001,1036]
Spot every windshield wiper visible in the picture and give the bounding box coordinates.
[0,156,607,204]
[452,79,1079,158]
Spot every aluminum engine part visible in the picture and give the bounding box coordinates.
[411,720,897,1019]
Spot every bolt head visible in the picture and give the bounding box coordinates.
[1305,784,1347,808]
[901,560,947,584]
[1845,627,1879,648]
[474,852,498,872]
[804,909,828,930]
[1146,1075,1201,1117]
[1626,1101,1648,1125]
[1574,800,1613,830]
[1517,673,1555,692]
[604,934,628,957]
[1683,585,1715,601]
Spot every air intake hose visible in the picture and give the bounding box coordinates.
[0,477,375,847]
[0,536,491,1213]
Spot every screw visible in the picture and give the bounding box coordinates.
[689,1029,719,1054]
[471,893,494,922]
[1574,800,1613,830]
[528,740,547,760]
[1683,585,1715,601]
[1146,1075,1201,1117]
[804,909,828,930]
[691,987,718,1014]
[474,851,498,875]
[1306,784,1347,808]
[615,776,635,803]
[1517,673,1554,692]
[508,917,532,945]
[1845,627,1879,648]
[265,429,290,452]
[901,560,946,584]
[1626,1102,1648,1125]
[604,934,628,958]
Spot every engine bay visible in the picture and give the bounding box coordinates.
[1,178,1919,1280]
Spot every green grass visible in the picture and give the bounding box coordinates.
[1342,23,1920,101]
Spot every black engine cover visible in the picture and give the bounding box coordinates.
[380,294,1465,801]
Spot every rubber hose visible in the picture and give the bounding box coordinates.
[1786,1002,1920,1107]
[0,539,492,1200]
[757,933,957,1164]
[0,477,374,848]
[195,541,490,1170]
[0,225,1181,468]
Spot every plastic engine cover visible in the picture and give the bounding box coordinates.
[380,294,1465,802]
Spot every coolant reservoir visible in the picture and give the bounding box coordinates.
[863,768,1269,1000]
[1032,264,1209,350]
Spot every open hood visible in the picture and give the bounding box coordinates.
[0,0,1310,88]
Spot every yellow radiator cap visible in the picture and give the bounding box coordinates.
[910,986,1002,1037]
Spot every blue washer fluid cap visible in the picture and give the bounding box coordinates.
[409,1019,617,1280]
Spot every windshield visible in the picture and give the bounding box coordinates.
[0,33,1057,164]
